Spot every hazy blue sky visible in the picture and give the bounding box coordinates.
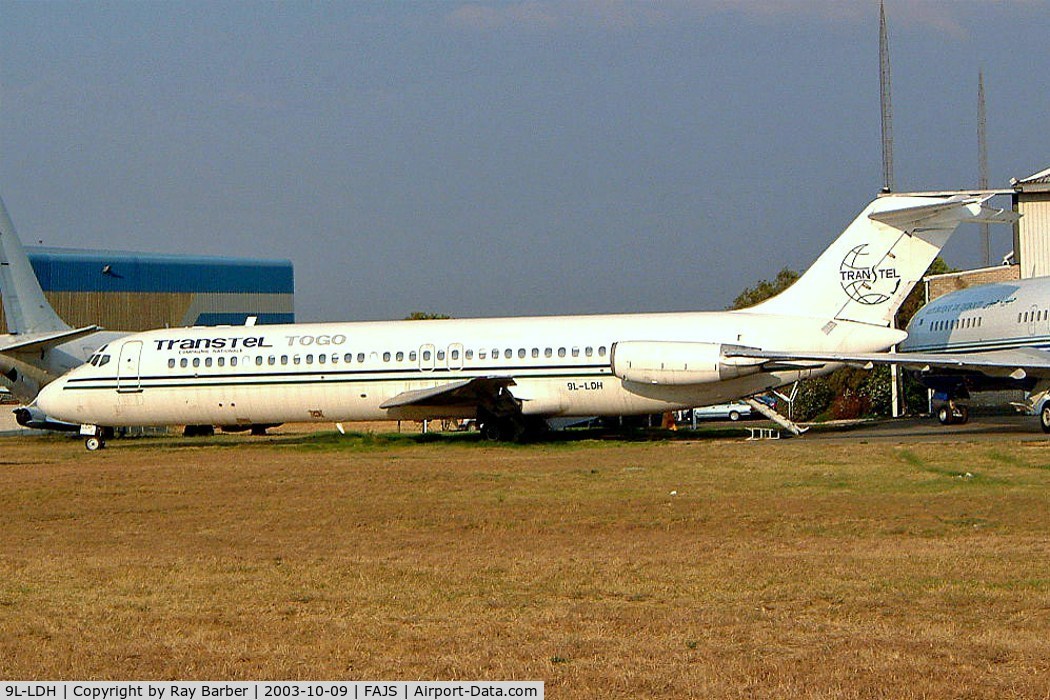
[1,1,1047,321]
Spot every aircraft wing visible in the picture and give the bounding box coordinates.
[0,326,103,355]
[725,346,1050,380]
[379,376,517,409]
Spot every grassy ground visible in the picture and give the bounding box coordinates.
[0,430,1047,698]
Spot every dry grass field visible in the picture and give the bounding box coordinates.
[0,428,1048,698]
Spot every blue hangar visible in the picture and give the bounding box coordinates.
[0,246,294,332]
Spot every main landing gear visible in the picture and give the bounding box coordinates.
[477,415,549,442]
[1038,402,1050,434]
[936,400,969,426]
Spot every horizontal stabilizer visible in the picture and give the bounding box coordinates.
[868,195,1018,229]
[0,325,103,355]
[380,376,516,409]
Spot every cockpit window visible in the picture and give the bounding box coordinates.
[89,355,100,366]
[98,355,111,367]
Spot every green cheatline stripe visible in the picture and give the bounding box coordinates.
[63,369,615,392]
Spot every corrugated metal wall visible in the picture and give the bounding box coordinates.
[0,249,294,332]
[1017,192,1050,278]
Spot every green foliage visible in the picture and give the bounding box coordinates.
[404,311,452,320]
[792,377,836,421]
[729,268,799,310]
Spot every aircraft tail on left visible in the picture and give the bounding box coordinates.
[0,193,70,335]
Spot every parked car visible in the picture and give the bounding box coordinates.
[691,396,777,422]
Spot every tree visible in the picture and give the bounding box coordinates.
[404,311,452,320]
[729,268,799,310]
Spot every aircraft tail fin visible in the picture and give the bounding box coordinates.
[0,194,71,335]
[749,194,1018,327]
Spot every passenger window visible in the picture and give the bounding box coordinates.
[256,356,263,366]
[357,353,365,363]
[344,353,352,363]
[268,356,276,365]
[193,358,201,368]
[558,348,566,358]
[294,355,301,365]
[544,348,552,358]
[382,352,390,362]
[409,351,417,362]
[572,347,580,357]
[319,354,327,364]
[437,350,446,361]
[598,346,607,357]
[465,350,473,360]
[168,359,176,368]
[517,348,526,359]
[479,350,487,360]
[306,354,314,364]
[396,351,405,361]
[217,357,225,367]
[205,357,213,367]
[585,347,593,357]
[231,357,238,367]
[504,349,512,359]
[423,350,432,361]
[491,348,499,358]
[451,349,460,360]
[531,348,539,358]
[181,358,189,368]
[281,355,288,365]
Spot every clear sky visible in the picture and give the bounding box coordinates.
[1,1,1047,322]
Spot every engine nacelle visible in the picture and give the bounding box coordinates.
[611,341,763,386]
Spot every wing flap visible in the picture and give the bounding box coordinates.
[725,346,1050,378]
[379,376,516,409]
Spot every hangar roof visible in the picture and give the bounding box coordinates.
[1013,166,1050,192]
[25,246,293,294]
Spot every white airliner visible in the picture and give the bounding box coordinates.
[0,194,126,429]
[729,274,1050,431]
[34,193,1014,449]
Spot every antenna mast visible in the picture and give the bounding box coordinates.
[879,0,894,193]
[978,69,990,266]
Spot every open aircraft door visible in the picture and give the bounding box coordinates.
[117,340,143,393]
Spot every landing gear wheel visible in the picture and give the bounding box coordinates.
[956,405,969,425]
[480,422,502,441]
[1040,404,1050,434]
[729,410,741,421]
[937,405,952,425]
[85,436,104,451]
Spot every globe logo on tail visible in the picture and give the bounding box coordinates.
[839,244,901,305]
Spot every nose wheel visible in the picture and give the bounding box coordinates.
[84,436,106,451]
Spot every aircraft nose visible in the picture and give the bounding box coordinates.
[35,377,72,422]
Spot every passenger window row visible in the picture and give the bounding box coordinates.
[163,344,610,370]
[1018,309,1049,324]
[930,317,982,332]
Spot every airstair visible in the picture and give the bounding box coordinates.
[744,396,809,437]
